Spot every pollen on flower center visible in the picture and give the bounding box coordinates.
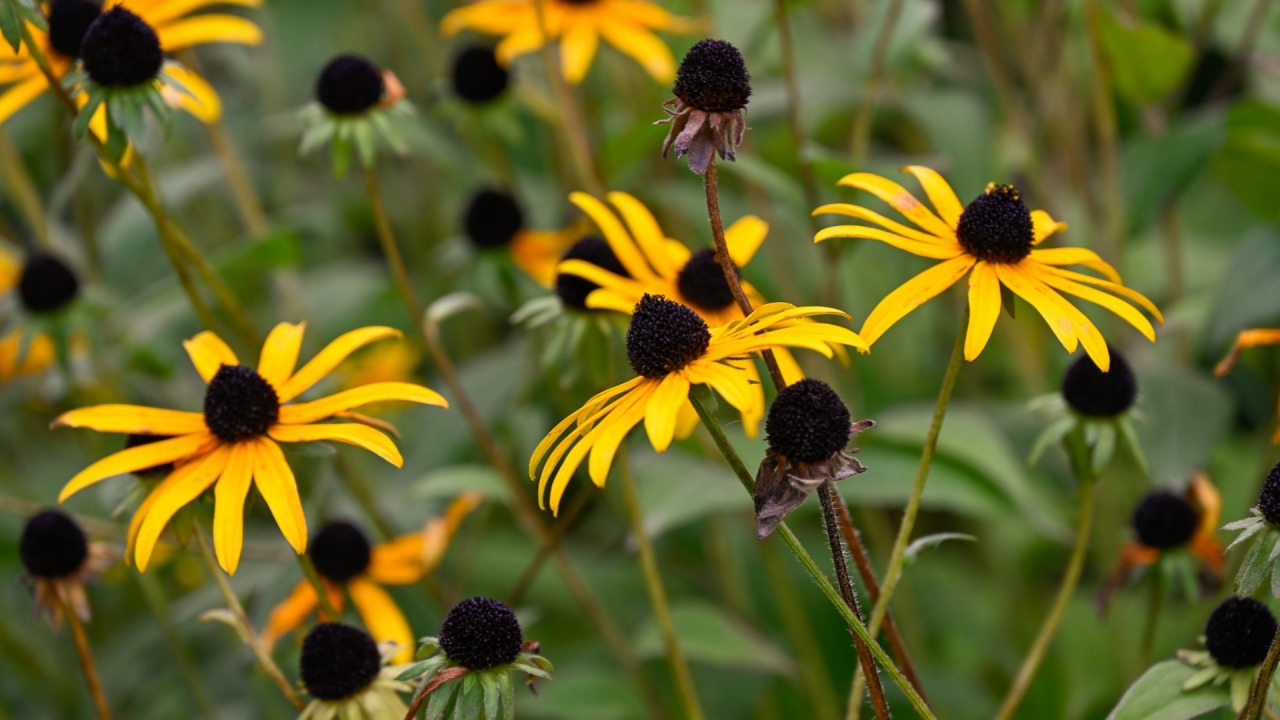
[20,509,88,579]
[203,365,281,443]
[464,189,523,249]
[438,596,523,670]
[1204,597,1277,669]
[300,623,382,701]
[955,183,1035,264]
[46,0,101,58]
[316,54,385,115]
[765,379,853,463]
[673,39,752,112]
[309,521,372,583]
[625,295,711,379]
[80,7,164,88]
[1131,491,1198,550]
[677,248,737,312]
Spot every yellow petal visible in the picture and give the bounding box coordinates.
[161,64,220,122]
[0,75,48,126]
[597,15,675,81]
[156,15,262,51]
[349,578,414,663]
[51,405,208,435]
[1031,210,1067,245]
[60,434,218,502]
[269,423,403,467]
[607,191,682,279]
[569,192,658,283]
[277,326,402,402]
[559,16,599,84]
[134,446,229,571]
[262,580,318,651]
[836,173,955,239]
[1028,247,1121,283]
[964,262,1002,361]
[724,215,768,268]
[1029,263,1156,342]
[815,224,964,259]
[901,166,964,229]
[859,256,975,345]
[257,322,306,390]
[279,382,447,425]
[184,331,238,382]
[251,438,307,554]
[212,441,254,575]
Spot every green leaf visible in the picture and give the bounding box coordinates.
[633,601,795,676]
[1105,660,1229,720]
[1100,12,1195,103]
[0,2,21,54]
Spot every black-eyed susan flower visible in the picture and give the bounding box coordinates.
[462,188,577,287]
[19,509,115,626]
[399,596,551,720]
[814,167,1164,371]
[658,38,750,175]
[754,379,874,539]
[1215,328,1280,444]
[530,294,867,514]
[264,494,481,663]
[298,622,412,720]
[440,0,691,85]
[1179,597,1279,710]
[450,44,509,105]
[299,54,412,177]
[52,322,448,574]
[1098,474,1224,611]
[1223,462,1280,599]
[0,0,260,128]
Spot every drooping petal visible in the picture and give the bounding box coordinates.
[349,578,414,663]
[859,256,975,345]
[212,441,255,574]
[1031,210,1067,245]
[184,331,238,382]
[643,372,690,452]
[59,433,218,502]
[964,261,1002,361]
[597,17,675,81]
[269,423,403,467]
[1028,247,1121,283]
[134,446,230,571]
[156,15,263,51]
[724,215,768,268]
[251,438,307,554]
[257,322,306,389]
[51,406,208,435]
[901,165,964,229]
[278,382,447,425]
[815,225,964,259]
[276,326,402,402]
[836,173,955,239]
[559,16,600,84]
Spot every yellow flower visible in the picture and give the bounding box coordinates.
[814,167,1164,371]
[0,0,262,126]
[264,494,481,663]
[530,295,867,514]
[440,0,691,84]
[53,323,448,574]
[1216,328,1280,443]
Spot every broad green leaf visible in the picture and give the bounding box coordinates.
[1106,660,1229,720]
[1101,12,1195,103]
[633,601,795,676]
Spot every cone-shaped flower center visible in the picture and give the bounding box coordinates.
[555,236,628,310]
[1132,491,1198,550]
[626,295,710,379]
[464,189,523,249]
[673,39,752,112]
[955,183,1034,264]
[451,46,509,104]
[20,509,88,578]
[316,54,385,115]
[677,248,738,312]
[1061,348,1136,417]
[1204,597,1277,669]
[1259,462,1280,526]
[438,596,523,670]
[203,365,281,443]
[765,379,852,463]
[300,623,381,701]
[18,252,79,314]
[309,521,372,583]
[81,7,163,88]
[46,0,101,58]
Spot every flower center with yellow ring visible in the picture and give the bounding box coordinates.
[955,183,1034,264]
[203,365,281,442]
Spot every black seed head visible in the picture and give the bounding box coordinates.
[676,248,737,312]
[126,434,175,477]
[309,521,372,583]
[1204,597,1277,669]
[626,295,710,379]
[438,596,523,670]
[673,39,751,113]
[20,509,88,579]
[80,7,163,87]
[555,236,628,311]
[955,183,1034,264]
[451,45,509,104]
[1061,348,1137,418]
[300,623,381,701]
[463,189,523,249]
[765,379,853,463]
[203,365,280,443]
[1259,462,1280,526]
[1132,490,1198,550]
[18,252,79,314]
[316,54,385,115]
[46,0,101,58]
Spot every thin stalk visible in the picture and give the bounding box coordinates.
[532,0,604,195]
[760,539,842,720]
[1139,569,1163,669]
[135,573,219,719]
[0,128,48,246]
[849,0,906,164]
[618,450,706,720]
[1243,629,1280,720]
[772,0,821,218]
[298,554,341,619]
[993,479,1098,720]
[62,601,112,720]
[193,529,305,710]
[690,394,935,720]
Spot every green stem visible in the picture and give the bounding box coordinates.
[691,394,936,720]
[618,450,706,720]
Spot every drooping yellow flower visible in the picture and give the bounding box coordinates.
[264,494,481,663]
[530,295,867,514]
[0,0,261,126]
[440,0,692,84]
[53,323,448,574]
[1216,329,1280,443]
[814,167,1164,371]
